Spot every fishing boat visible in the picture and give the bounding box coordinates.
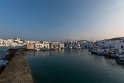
[98,49,104,55]
[108,49,119,58]
[102,49,109,56]
[91,47,98,54]
[69,46,72,49]
[118,52,124,61]
[40,48,49,51]
[34,48,40,51]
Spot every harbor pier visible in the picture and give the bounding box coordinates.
[0,49,33,83]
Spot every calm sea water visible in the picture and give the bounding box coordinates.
[26,49,124,83]
[0,48,8,59]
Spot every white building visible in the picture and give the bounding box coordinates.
[25,40,39,44]
[65,40,93,49]
[59,42,65,49]
[0,37,24,47]
[0,39,8,46]
[65,41,81,49]
[50,42,65,49]
[96,37,124,49]
[35,41,50,50]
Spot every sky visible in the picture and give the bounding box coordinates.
[0,0,124,41]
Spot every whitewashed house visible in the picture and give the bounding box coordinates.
[59,42,65,49]
[96,37,124,49]
[35,41,50,50]
[78,40,86,49]
[112,39,124,49]
[50,42,64,49]
[25,40,39,44]
[65,41,75,48]
[0,37,24,47]
[65,41,81,49]
[11,37,24,47]
[0,39,8,46]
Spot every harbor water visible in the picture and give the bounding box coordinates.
[0,48,8,59]
[26,49,124,83]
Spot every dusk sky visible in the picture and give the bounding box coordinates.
[0,0,124,41]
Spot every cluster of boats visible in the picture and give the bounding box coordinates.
[89,46,124,61]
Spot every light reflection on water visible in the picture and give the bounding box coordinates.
[26,49,124,83]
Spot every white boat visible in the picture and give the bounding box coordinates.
[91,48,98,54]
[118,53,124,61]
[34,48,40,51]
[97,48,106,55]
[69,46,72,49]
[109,48,119,58]
[91,46,100,54]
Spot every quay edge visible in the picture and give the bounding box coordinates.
[0,49,33,83]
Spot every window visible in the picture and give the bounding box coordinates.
[121,46,123,48]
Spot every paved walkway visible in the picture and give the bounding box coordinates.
[0,51,33,83]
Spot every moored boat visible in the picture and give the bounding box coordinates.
[118,53,124,61]
[91,48,98,54]
[108,49,119,58]
[34,48,40,51]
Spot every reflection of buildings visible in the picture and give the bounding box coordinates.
[26,49,65,57]
[49,49,65,55]
[25,51,36,58]
[104,58,118,66]
[25,51,50,57]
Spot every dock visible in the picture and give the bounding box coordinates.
[0,50,33,83]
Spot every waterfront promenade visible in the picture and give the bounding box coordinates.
[0,50,33,83]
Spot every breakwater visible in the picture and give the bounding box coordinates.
[0,49,33,83]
